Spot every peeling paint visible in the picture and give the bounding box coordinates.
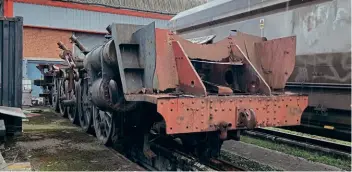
[333,7,350,30]
[290,52,351,84]
[294,67,308,83]
[301,4,329,47]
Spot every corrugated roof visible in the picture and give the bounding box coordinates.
[58,0,208,15]
[0,1,4,16]
[14,2,170,33]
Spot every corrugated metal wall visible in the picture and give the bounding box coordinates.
[0,17,23,107]
[0,2,3,16]
[13,2,169,32]
[59,0,208,14]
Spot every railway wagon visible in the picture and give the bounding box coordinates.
[34,21,308,160]
[168,0,351,138]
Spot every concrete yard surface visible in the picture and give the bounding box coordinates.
[0,151,7,170]
[0,108,144,171]
[222,140,342,171]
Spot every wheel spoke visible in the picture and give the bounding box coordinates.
[79,79,93,132]
[104,113,112,129]
[59,80,67,116]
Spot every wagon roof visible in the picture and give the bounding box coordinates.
[168,0,289,31]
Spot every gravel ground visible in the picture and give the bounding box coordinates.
[222,140,342,171]
[1,108,144,171]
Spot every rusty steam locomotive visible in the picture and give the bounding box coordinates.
[35,22,308,160]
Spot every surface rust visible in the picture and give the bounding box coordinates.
[154,29,179,91]
[148,29,295,95]
[172,41,207,96]
[255,36,296,89]
[215,85,234,95]
[156,94,308,134]
[230,33,271,95]
[40,23,309,137]
[171,33,231,62]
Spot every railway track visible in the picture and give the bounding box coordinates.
[243,128,351,158]
[208,158,245,171]
[283,124,351,142]
[109,139,244,171]
[123,137,245,171]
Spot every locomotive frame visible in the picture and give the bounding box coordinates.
[35,22,308,160]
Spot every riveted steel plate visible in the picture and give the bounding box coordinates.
[157,94,308,134]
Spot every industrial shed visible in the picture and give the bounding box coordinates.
[2,0,207,103]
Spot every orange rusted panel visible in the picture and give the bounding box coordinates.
[172,41,207,96]
[232,32,264,62]
[230,33,272,95]
[154,29,179,91]
[171,34,232,62]
[169,32,273,95]
[255,36,296,89]
[157,94,308,134]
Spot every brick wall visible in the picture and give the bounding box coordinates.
[23,27,72,59]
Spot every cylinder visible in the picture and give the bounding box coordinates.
[102,40,117,65]
[91,78,119,110]
[83,40,117,72]
[84,46,103,71]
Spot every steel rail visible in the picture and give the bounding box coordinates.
[243,128,351,158]
[150,143,216,171]
[150,141,245,171]
[208,158,245,171]
[126,140,245,171]
[107,147,152,171]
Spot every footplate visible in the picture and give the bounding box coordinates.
[156,94,308,134]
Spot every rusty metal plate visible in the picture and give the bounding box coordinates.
[231,41,271,95]
[154,29,179,91]
[171,33,231,62]
[231,33,272,95]
[255,36,296,89]
[172,41,207,96]
[157,95,308,134]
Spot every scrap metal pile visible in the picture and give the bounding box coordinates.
[35,22,308,160]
